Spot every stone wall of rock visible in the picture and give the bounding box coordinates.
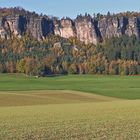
[75,17,98,44]
[1,9,140,45]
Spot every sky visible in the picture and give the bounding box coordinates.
[1,0,140,18]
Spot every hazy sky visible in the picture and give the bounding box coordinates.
[1,0,140,18]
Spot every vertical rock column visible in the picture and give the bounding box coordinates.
[0,17,7,39]
[125,17,140,38]
[54,18,76,38]
[75,17,98,45]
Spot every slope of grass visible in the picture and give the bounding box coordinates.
[0,90,118,107]
[0,74,140,99]
[1,100,140,139]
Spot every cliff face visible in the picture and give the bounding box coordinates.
[0,16,19,39]
[98,17,122,39]
[54,19,76,38]
[0,15,54,40]
[125,17,140,37]
[75,17,98,44]
[27,17,54,40]
[1,9,140,45]
[55,16,140,44]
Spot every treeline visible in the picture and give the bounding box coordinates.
[0,7,39,17]
[0,34,140,76]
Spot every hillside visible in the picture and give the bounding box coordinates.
[1,8,140,75]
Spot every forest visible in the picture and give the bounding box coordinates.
[0,34,140,76]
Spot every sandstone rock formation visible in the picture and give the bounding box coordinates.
[54,18,76,38]
[75,17,98,44]
[1,8,140,45]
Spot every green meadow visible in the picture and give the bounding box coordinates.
[1,74,140,139]
[1,73,140,99]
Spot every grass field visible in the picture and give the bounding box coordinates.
[1,73,140,99]
[0,74,140,139]
[1,100,140,140]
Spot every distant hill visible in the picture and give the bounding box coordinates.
[0,7,140,76]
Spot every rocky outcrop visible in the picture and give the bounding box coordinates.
[0,17,7,39]
[6,16,20,37]
[98,17,129,40]
[26,17,54,40]
[54,18,76,38]
[0,15,26,39]
[125,17,140,37]
[1,8,140,45]
[27,17,43,40]
[98,17,121,39]
[0,15,54,40]
[75,17,98,44]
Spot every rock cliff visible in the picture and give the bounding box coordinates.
[1,8,140,45]
[75,16,98,44]
[54,18,76,38]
